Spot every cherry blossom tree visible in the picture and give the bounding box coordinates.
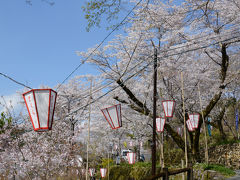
[78,0,240,162]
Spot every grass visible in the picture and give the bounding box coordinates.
[202,164,236,177]
[214,139,240,146]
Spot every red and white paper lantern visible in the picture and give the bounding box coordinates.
[100,168,107,178]
[81,169,86,175]
[177,127,183,136]
[127,152,136,164]
[89,168,95,177]
[156,117,165,132]
[186,119,194,131]
[188,113,200,129]
[23,89,57,132]
[162,100,175,117]
[129,141,133,147]
[101,104,122,129]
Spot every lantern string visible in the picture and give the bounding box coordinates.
[66,34,240,116]
[0,72,32,90]
[55,0,144,91]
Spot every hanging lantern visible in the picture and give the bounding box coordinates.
[129,141,133,147]
[114,144,118,150]
[188,113,200,129]
[127,152,136,164]
[177,127,183,136]
[23,89,57,132]
[156,117,165,132]
[140,141,143,147]
[101,104,122,129]
[89,168,95,177]
[81,169,86,175]
[100,168,107,178]
[162,100,175,117]
[186,119,194,131]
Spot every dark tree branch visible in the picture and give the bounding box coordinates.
[116,78,188,152]
[204,50,221,66]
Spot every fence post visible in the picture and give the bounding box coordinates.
[187,167,193,180]
[163,168,169,180]
[181,159,185,180]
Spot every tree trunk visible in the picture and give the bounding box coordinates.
[193,44,229,162]
[116,44,229,163]
[217,107,227,140]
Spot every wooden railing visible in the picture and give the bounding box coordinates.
[147,167,193,180]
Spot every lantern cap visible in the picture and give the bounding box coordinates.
[23,88,57,95]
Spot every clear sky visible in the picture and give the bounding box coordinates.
[0,0,125,112]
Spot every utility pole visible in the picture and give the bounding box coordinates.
[181,72,188,167]
[152,48,157,175]
[108,147,110,180]
[86,79,92,180]
[198,83,209,164]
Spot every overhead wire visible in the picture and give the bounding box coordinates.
[0,2,239,115]
[0,28,238,103]
[0,0,144,101]
[1,0,238,94]
[60,28,240,106]
[55,0,144,91]
[67,34,240,116]
[59,27,240,104]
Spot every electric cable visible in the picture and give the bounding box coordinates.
[0,72,32,90]
[67,35,240,116]
[59,29,240,105]
[55,0,144,91]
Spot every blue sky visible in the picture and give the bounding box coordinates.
[0,0,127,112]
